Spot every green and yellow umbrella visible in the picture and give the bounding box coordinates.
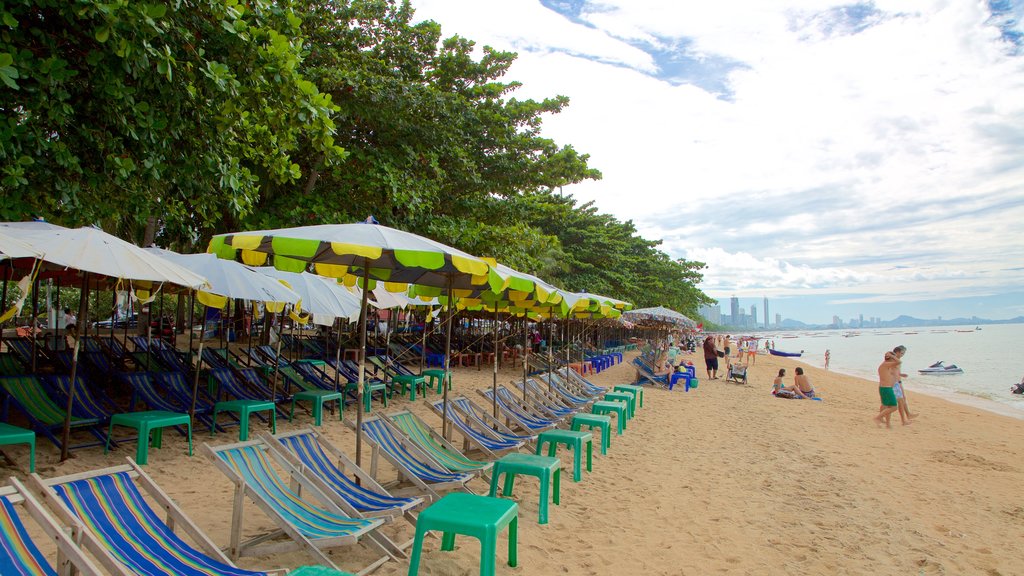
[210,223,497,464]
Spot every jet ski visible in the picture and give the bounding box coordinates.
[1011,380,1024,394]
[918,361,963,375]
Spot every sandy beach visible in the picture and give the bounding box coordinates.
[8,348,1024,575]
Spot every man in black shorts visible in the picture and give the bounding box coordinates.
[703,336,719,379]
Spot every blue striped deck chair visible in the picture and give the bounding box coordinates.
[358,416,474,501]
[477,386,559,434]
[383,411,493,477]
[426,397,532,457]
[0,477,126,576]
[203,441,396,574]
[538,371,601,406]
[556,366,608,395]
[210,368,288,405]
[0,375,106,450]
[498,383,569,422]
[265,429,423,522]
[512,379,578,419]
[46,374,118,422]
[32,460,272,576]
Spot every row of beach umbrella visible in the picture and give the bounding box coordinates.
[0,220,639,463]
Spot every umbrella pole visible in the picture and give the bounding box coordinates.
[30,275,39,374]
[271,305,285,401]
[547,308,554,393]
[522,317,528,401]
[334,318,343,393]
[60,272,90,461]
[190,305,206,422]
[0,265,7,356]
[247,302,255,366]
[381,310,392,394]
[492,307,499,419]
[419,311,427,373]
[355,263,371,468]
[187,292,195,368]
[441,275,454,440]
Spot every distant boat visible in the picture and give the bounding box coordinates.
[768,349,803,358]
[918,361,963,375]
[955,329,974,333]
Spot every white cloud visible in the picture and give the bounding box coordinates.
[410,0,1024,320]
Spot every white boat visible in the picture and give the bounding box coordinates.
[918,361,963,375]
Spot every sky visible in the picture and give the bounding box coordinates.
[409,0,1024,325]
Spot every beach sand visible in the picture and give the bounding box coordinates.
[8,349,1024,575]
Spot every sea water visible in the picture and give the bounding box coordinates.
[750,323,1024,419]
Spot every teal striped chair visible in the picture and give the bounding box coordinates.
[384,410,493,476]
[0,375,106,451]
[203,440,399,574]
[33,460,266,576]
[0,477,127,575]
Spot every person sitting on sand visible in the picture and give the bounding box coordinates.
[792,367,816,398]
[772,368,798,398]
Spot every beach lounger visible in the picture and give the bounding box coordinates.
[32,459,279,576]
[46,374,119,421]
[539,371,603,406]
[511,378,580,418]
[726,364,748,385]
[203,440,396,574]
[426,396,531,457]
[264,429,423,523]
[632,357,688,390]
[555,366,608,396]
[0,375,107,451]
[357,415,475,501]
[383,410,493,476]
[477,386,560,434]
[0,477,126,575]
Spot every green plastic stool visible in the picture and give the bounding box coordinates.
[421,369,452,394]
[408,492,518,576]
[0,422,36,473]
[489,452,560,524]
[363,381,388,413]
[390,374,426,400]
[570,413,611,455]
[105,411,192,466]
[290,390,343,426]
[535,429,592,482]
[211,400,276,441]
[613,384,644,408]
[603,391,635,419]
[591,400,627,435]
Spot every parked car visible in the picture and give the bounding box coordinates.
[94,313,139,330]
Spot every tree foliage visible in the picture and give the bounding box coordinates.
[0,0,712,316]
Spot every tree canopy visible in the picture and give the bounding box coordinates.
[0,0,712,317]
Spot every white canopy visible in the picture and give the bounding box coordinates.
[146,249,299,305]
[257,268,362,323]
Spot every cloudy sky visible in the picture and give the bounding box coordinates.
[410,0,1024,324]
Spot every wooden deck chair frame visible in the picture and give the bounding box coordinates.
[381,410,493,479]
[202,441,395,576]
[555,366,608,395]
[441,396,539,449]
[1,477,127,576]
[537,371,602,405]
[424,397,528,458]
[347,415,474,502]
[499,382,571,422]
[259,431,419,552]
[28,459,285,575]
[516,378,581,417]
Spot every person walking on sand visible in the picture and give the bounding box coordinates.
[723,335,732,361]
[703,335,719,380]
[875,350,901,428]
[746,340,758,365]
[889,345,915,424]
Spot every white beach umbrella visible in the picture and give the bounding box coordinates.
[0,229,43,260]
[257,268,361,322]
[145,249,299,305]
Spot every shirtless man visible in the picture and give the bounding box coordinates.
[875,349,902,428]
[889,345,914,424]
[792,367,815,398]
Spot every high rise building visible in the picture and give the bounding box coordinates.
[698,304,721,324]
[730,296,739,325]
[750,305,757,328]
[763,297,769,328]
[775,313,782,326]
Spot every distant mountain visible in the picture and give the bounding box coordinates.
[780,318,810,328]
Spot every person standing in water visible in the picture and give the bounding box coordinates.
[824,349,830,370]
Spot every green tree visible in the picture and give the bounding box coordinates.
[0,0,343,246]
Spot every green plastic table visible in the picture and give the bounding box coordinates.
[290,390,343,427]
[211,400,276,441]
[613,384,644,408]
[421,369,451,394]
[363,381,388,413]
[105,410,192,465]
[489,453,560,524]
[408,492,518,576]
[570,413,612,455]
[0,422,36,473]
[591,400,627,434]
[390,374,426,401]
[603,391,635,419]
[536,429,592,482]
